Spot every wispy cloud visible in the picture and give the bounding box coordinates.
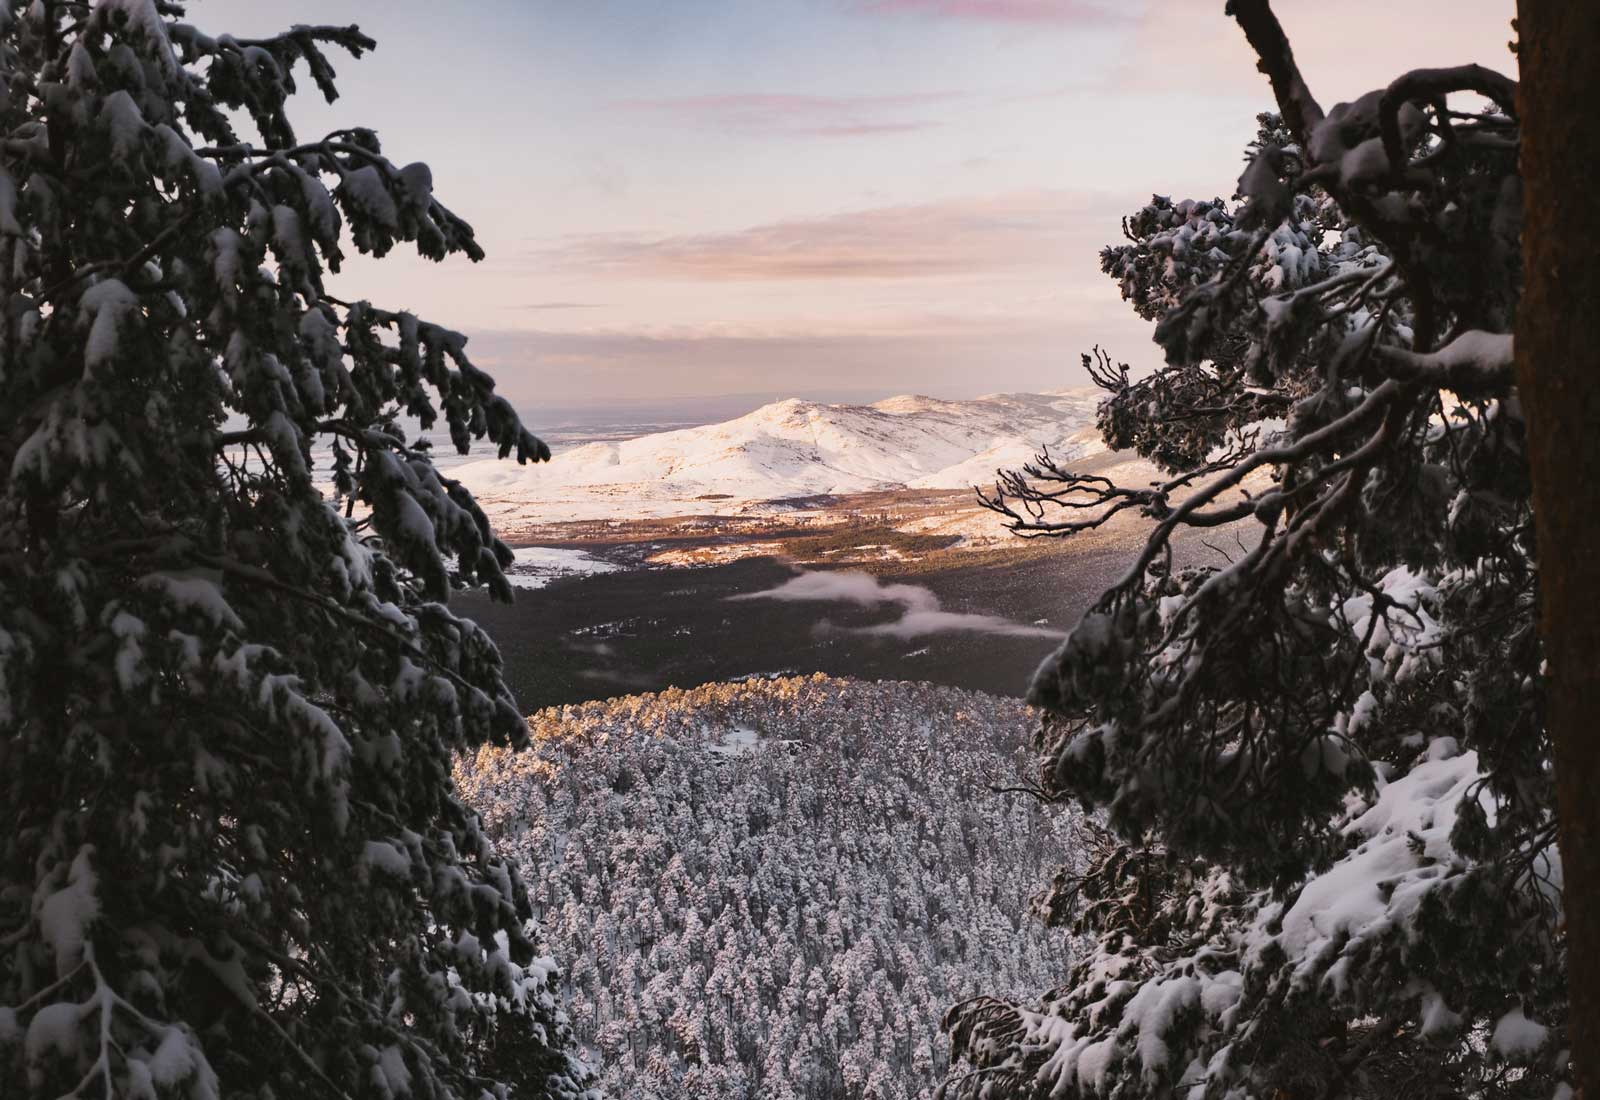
[860,0,1130,24]
[796,121,939,136]
[731,570,1064,640]
[534,191,1097,281]
[516,302,605,311]
[469,312,1084,372]
[1114,0,1513,99]
[460,293,1157,406]
[608,91,960,137]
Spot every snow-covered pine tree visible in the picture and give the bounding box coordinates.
[946,2,1565,1097]
[457,675,1082,1100]
[0,4,590,1098]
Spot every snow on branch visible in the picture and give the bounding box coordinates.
[0,5,589,1100]
[947,3,1546,1098]
[1372,330,1514,393]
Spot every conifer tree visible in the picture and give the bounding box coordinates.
[948,2,1565,1096]
[459,675,1079,1100]
[0,3,589,1097]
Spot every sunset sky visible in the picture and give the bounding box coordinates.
[205,0,1515,417]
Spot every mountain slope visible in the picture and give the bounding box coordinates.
[456,675,1082,1100]
[450,390,1101,519]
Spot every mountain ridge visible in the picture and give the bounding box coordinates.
[451,388,1103,520]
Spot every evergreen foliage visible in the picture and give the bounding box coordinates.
[0,3,587,1098]
[951,4,1560,1097]
[458,675,1082,1100]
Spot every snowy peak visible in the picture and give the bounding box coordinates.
[452,389,1103,517]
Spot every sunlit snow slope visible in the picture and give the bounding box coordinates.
[452,390,1102,520]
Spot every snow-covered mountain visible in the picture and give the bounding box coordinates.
[451,390,1102,520]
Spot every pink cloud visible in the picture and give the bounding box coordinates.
[534,191,1119,282]
[1118,0,1514,103]
[608,91,961,137]
[461,307,1154,406]
[861,0,1128,24]
[790,121,941,136]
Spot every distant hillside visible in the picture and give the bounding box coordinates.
[451,390,1102,520]
[456,675,1082,1100]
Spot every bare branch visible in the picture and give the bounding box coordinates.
[1226,0,1325,145]
[1380,64,1519,179]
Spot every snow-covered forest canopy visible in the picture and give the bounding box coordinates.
[0,3,591,1098]
[457,675,1080,1100]
[947,1,1587,1098]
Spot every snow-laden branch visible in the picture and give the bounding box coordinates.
[1372,330,1515,393]
[949,3,1547,1098]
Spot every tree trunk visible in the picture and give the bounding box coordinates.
[1515,3,1600,1094]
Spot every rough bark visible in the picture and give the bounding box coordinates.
[1516,2,1600,1094]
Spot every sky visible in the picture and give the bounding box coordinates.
[200,0,1516,418]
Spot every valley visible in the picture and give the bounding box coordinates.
[458,537,1137,711]
[444,394,1131,1096]
[445,389,1228,709]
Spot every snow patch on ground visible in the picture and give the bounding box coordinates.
[504,546,619,590]
[706,726,760,757]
